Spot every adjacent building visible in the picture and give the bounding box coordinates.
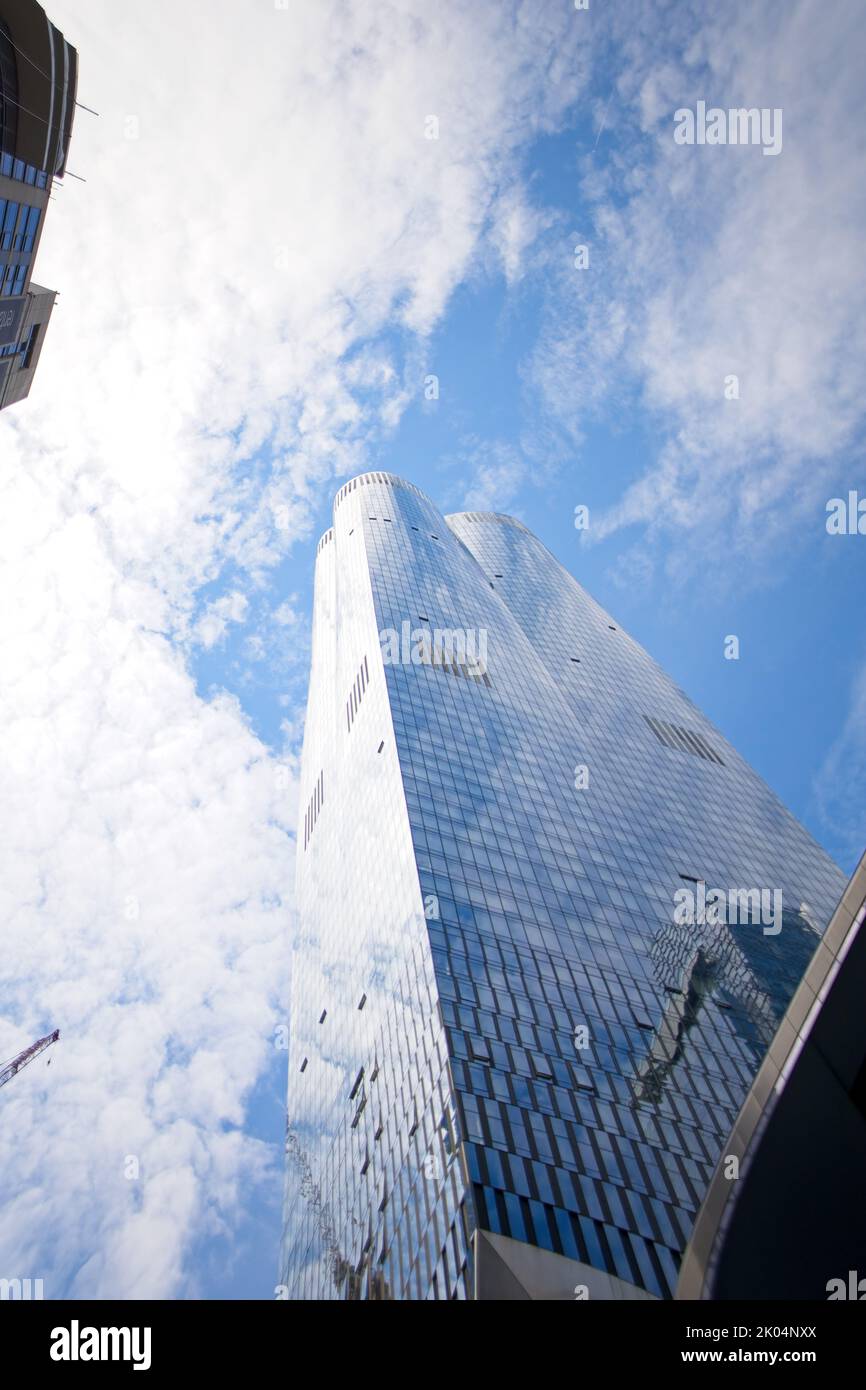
[281,471,846,1300]
[0,0,77,409]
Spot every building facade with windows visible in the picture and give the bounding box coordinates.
[281,471,846,1301]
[0,0,77,409]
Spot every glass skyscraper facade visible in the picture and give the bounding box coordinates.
[281,471,846,1301]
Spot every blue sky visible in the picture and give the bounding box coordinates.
[191,19,865,1295]
[0,0,863,1301]
[191,71,866,880]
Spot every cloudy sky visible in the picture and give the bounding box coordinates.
[0,0,863,1299]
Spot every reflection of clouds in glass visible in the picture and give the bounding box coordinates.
[283,485,456,1296]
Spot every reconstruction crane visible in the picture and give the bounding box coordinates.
[0,1029,60,1091]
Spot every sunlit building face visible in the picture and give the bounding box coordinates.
[281,471,845,1301]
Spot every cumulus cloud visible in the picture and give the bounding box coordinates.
[0,0,591,1297]
[0,479,294,1294]
[193,591,249,650]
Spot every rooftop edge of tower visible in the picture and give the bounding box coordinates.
[321,472,534,544]
[331,471,432,517]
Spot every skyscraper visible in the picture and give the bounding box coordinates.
[281,471,846,1301]
[0,0,77,410]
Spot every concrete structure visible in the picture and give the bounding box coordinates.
[0,0,76,410]
[0,280,53,406]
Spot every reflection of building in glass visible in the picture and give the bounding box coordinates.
[634,905,820,1107]
[678,852,866,1300]
[0,1,78,409]
[281,472,846,1300]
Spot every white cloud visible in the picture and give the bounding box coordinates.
[0,0,590,1296]
[527,0,866,572]
[489,185,553,285]
[444,436,530,513]
[193,591,249,650]
[813,656,866,871]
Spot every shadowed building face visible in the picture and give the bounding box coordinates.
[677,852,866,1302]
